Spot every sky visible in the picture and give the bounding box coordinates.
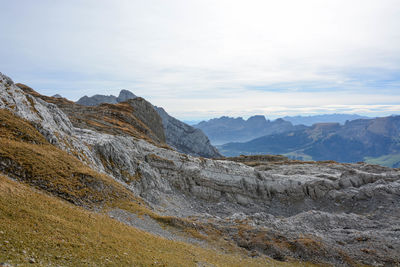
[0,0,400,120]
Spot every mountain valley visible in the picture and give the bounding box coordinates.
[218,117,400,167]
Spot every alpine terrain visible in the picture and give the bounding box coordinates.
[0,72,399,266]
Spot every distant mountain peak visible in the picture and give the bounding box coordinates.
[247,115,267,122]
[117,89,136,103]
[193,115,300,145]
[76,90,136,106]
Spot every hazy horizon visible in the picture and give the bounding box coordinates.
[1,0,399,120]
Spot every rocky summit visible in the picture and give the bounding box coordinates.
[1,72,400,266]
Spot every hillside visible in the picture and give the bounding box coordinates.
[1,72,400,266]
[218,117,400,167]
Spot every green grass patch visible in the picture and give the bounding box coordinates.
[364,154,400,168]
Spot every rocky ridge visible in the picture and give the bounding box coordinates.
[1,72,400,266]
[74,89,220,158]
[76,89,136,106]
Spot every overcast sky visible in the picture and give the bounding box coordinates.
[1,0,399,120]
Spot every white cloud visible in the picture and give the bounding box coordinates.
[0,0,399,119]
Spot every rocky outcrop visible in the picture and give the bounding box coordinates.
[2,72,400,266]
[155,107,221,158]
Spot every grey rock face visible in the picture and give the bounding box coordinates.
[155,107,221,158]
[117,89,136,102]
[127,97,165,143]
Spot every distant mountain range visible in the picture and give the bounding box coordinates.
[193,114,370,145]
[217,116,400,167]
[193,116,305,145]
[282,114,370,126]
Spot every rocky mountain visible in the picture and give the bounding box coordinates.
[194,115,304,145]
[16,84,166,146]
[155,107,221,158]
[1,72,400,266]
[74,89,220,158]
[76,89,136,106]
[283,113,369,126]
[219,117,400,167]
